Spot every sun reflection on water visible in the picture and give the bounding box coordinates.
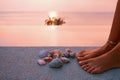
[41,25,58,32]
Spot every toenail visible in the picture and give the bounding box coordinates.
[79,61,83,65]
[79,61,82,64]
[77,57,80,60]
[78,62,82,65]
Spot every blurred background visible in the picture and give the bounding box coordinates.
[0,0,117,46]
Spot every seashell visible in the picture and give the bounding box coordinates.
[61,57,70,63]
[39,50,49,58]
[63,52,70,58]
[66,48,73,53]
[53,49,62,58]
[69,52,76,58]
[54,49,62,54]
[48,52,54,58]
[43,57,53,62]
[48,51,55,57]
[53,53,60,58]
[49,58,63,68]
[37,59,46,65]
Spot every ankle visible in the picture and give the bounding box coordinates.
[107,40,118,46]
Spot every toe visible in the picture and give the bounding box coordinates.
[91,68,102,74]
[79,60,89,66]
[82,65,89,71]
[84,66,89,71]
[87,67,95,73]
[81,64,87,68]
[77,55,90,61]
[90,69,97,74]
[76,50,86,57]
[76,57,81,61]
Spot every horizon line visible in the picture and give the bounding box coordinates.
[0,11,114,14]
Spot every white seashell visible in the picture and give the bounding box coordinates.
[37,59,46,65]
[61,57,70,63]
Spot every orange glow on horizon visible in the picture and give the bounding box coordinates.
[49,11,58,19]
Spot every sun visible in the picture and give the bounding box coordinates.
[48,11,58,19]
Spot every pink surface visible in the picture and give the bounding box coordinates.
[0,25,111,46]
[0,12,113,46]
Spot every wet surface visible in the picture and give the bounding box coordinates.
[0,47,120,80]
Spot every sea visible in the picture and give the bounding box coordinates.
[0,11,114,46]
[0,11,114,25]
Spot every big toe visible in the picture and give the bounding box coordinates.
[77,55,91,61]
[76,50,86,57]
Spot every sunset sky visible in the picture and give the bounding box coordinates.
[0,0,118,46]
[0,0,117,12]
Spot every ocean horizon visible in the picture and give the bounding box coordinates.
[0,11,114,25]
[0,11,114,46]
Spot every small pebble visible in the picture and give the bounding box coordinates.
[39,50,49,58]
[37,59,46,65]
[43,57,53,62]
[61,57,70,63]
[49,58,63,68]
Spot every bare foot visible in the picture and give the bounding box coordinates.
[79,43,120,74]
[76,42,115,61]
